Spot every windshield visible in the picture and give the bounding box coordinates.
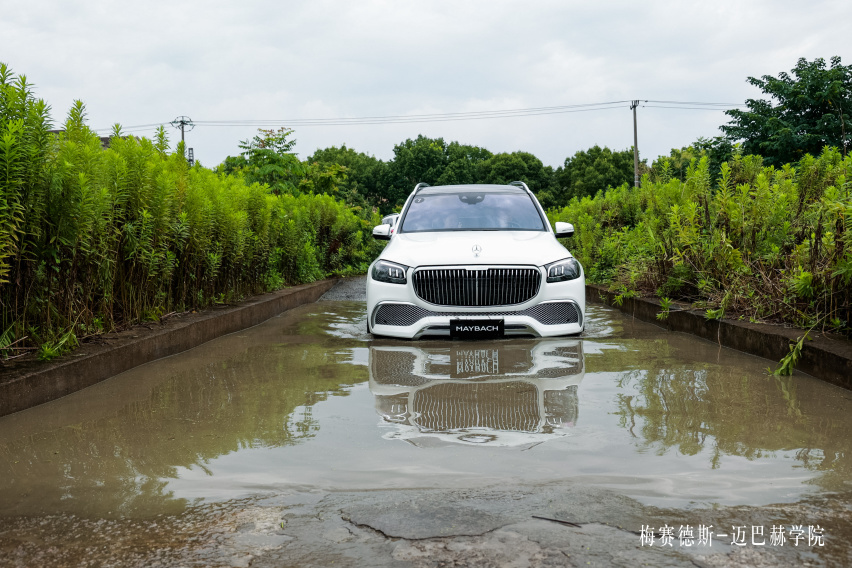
[400,191,546,232]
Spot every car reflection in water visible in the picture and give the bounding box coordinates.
[368,339,584,447]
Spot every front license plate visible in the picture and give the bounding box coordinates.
[450,319,504,339]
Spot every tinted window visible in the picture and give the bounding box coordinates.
[400,191,545,232]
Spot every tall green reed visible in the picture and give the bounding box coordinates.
[0,64,382,359]
[550,148,851,334]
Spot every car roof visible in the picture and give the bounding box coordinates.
[415,184,526,195]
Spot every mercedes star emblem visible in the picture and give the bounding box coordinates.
[472,244,482,257]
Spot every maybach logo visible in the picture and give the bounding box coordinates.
[450,319,503,337]
[455,325,499,332]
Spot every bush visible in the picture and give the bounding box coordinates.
[551,149,851,333]
[0,63,383,359]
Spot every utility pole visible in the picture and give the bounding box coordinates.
[170,116,195,162]
[170,116,194,142]
[630,101,640,187]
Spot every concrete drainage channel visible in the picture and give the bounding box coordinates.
[2,277,852,566]
[2,277,850,418]
[586,284,852,390]
[0,279,336,417]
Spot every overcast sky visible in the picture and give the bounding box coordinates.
[2,0,850,168]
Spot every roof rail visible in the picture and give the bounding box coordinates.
[413,182,431,193]
[509,181,531,193]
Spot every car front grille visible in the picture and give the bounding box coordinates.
[411,381,541,432]
[373,301,581,327]
[413,267,541,307]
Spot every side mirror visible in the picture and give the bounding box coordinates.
[372,224,392,241]
[555,222,574,238]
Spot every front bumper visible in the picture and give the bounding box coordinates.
[367,262,586,339]
[370,300,584,338]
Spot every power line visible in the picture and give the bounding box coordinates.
[94,99,745,133]
[643,105,744,110]
[645,100,745,107]
[192,102,632,127]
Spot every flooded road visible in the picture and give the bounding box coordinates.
[2,280,851,566]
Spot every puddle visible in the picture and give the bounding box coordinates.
[1,302,852,519]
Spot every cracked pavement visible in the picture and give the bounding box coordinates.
[2,483,845,567]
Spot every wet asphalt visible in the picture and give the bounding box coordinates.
[0,276,850,567]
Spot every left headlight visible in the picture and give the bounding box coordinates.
[372,260,408,284]
[545,258,582,283]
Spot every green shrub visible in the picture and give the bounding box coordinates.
[0,63,384,356]
[551,149,851,334]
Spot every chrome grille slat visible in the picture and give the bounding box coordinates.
[413,267,541,307]
[412,382,540,432]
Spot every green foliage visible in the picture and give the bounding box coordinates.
[379,136,548,213]
[554,145,639,203]
[384,135,449,209]
[551,148,852,335]
[612,289,637,307]
[0,63,52,288]
[310,139,649,213]
[37,327,78,361]
[651,137,734,185]
[220,127,306,195]
[774,333,810,376]
[656,297,672,321]
[321,135,558,213]
[0,64,384,359]
[722,56,852,166]
[308,144,388,210]
[474,151,556,206]
[437,141,493,185]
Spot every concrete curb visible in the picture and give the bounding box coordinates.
[586,284,852,390]
[0,279,337,417]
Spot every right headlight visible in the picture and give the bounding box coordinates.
[372,260,408,284]
[545,258,582,283]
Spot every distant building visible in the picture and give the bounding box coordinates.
[48,129,123,149]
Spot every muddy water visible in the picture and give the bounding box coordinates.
[1,302,851,520]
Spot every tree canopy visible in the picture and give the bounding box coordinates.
[308,145,386,210]
[722,56,852,166]
[555,145,637,201]
[435,141,493,185]
[218,128,305,195]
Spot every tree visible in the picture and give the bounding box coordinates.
[219,128,305,195]
[436,142,493,185]
[381,135,449,211]
[311,138,496,213]
[722,56,852,166]
[476,151,547,187]
[308,145,387,210]
[555,145,636,202]
[475,151,556,206]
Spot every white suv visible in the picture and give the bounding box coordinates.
[367,182,585,339]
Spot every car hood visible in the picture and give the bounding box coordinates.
[380,231,572,268]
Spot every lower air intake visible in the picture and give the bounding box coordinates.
[373,302,581,327]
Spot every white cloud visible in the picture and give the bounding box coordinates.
[2,0,850,167]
